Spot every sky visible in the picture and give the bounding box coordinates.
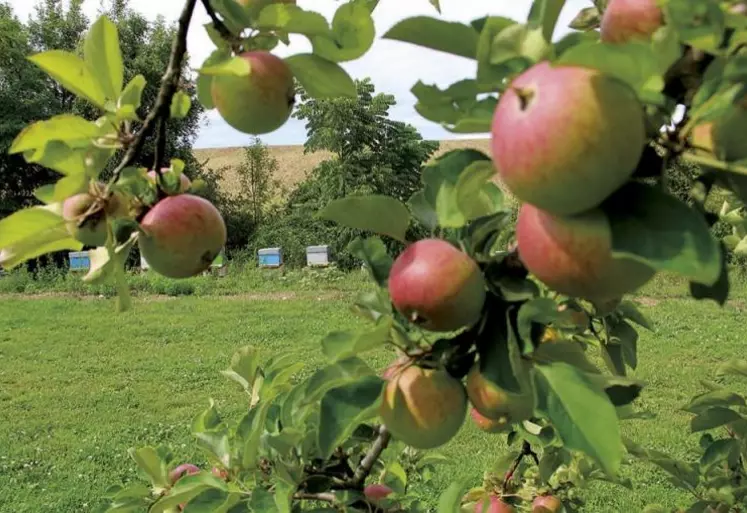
[8,0,590,148]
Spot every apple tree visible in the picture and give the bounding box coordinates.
[2,0,747,511]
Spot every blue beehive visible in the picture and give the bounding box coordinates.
[68,251,91,272]
[258,248,282,268]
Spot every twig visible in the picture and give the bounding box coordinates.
[502,441,537,493]
[293,492,337,503]
[351,425,391,488]
[200,0,243,51]
[109,0,198,186]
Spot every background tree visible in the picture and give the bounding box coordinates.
[252,79,439,267]
[237,137,281,225]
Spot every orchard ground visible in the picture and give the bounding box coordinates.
[2,273,747,512]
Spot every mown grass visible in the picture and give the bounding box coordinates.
[1,274,747,512]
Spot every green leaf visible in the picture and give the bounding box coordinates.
[28,51,107,109]
[690,242,730,306]
[22,143,95,176]
[700,438,740,470]
[150,472,228,513]
[199,55,251,77]
[0,205,68,251]
[489,24,551,69]
[284,54,356,99]
[691,406,744,432]
[603,183,721,286]
[559,41,665,105]
[408,190,438,232]
[303,357,375,406]
[717,359,747,378]
[85,16,123,100]
[436,481,467,513]
[170,91,192,119]
[84,233,138,285]
[318,375,384,458]
[319,195,410,242]
[220,346,261,394]
[384,17,478,59]
[617,301,654,331]
[527,0,566,42]
[256,5,331,37]
[128,446,169,489]
[422,149,492,228]
[609,319,639,371]
[476,310,523,394]
[569,7,601,31]
[586,374,644,407]
[428,0,441,13]
[411,80,496,133]
[322,317,392,362]
[684,389,746,414]
[666,0,725,52]
[10,115,102,154]
[34,175,89,204]
[476,17,526,89]
[532,341,600,375]
[347,236,392,287]
[209,0,252,34]
[197,50,230,110]
[533,362,622,476]
[118,75,146,112]
[455,160,500,220]
[194,429,231,468]
[249,488,278,513]
[312,1,375,62]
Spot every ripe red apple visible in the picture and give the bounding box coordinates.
[516,203,655,301]
[475,496,516,513]
[381,355,411,380]
[139,194,227,279]
[62,188,126,247]
[532,495,563,513]
[211,51,294,135]
[491,62,645,216]
[470,407,511,434]
[364,484,393,502]
[147,170,191,194]
[691,104,747,162]
[380,365,467,449]
[600,0,664,44]
[466,366,534,423]
[168,463,200,484]
[388,239,486,332]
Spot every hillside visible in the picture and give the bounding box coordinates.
[193,138,491,196]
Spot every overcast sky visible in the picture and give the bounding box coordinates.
[8,0,589,148]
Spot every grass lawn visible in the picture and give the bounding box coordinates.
[1,286,746,512]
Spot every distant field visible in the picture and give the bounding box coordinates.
[193,138,492,196]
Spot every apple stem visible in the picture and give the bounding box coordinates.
[514,87,535,111]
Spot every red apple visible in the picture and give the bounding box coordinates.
[466,366,534,424]
[532,495,563,513]
[600,0,664,44]
[475,495,516,513]
[211,51,295,135]
[380,365,467,450]
[470,407,511,434]
[516,203,655,302]
[168,463,200,484]
[139,194,227,279]
[388,239,486,332]
[491,61,645,216]
[364,484,393,502]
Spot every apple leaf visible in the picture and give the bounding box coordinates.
[384,17,478,59]
[428,0,441,13]
[690,241,729,306]
[691,406,744,432]
[28,51,107,109]
[436,481,468,513]
[408,190,438,232]
[208,0,252,34]
[322,317,392,362]
[421,149,492,228]
[170,90,192,119]
[602,183,721,287]
[128,446,169,490]
[149,472,229,513]
[476,309,524,394]
[10,115,102,154]
[319,195,410,242]
[220,346,261,395]
[527,0,566,42]
[411,80,497,133]
[118,74,147,112]
[34,174,88,204]
[569,7,601,31]
[303,358,376,406]
[85,16,123,101]
[559,41,665,105]
[684,389,747,414]
[83,232,138,285]
[533,362,622,477]
[257,4,331,38]
[284,54,356,99]
[22,142,96,177]
[347,236,392,287]
[318,375,384,458]
[700,439,740,471]
[717,359,747,378]
[475,17,527,89]
[666,0,725,52]
[312,1,374,62]
[455,161,501,220]
[490,24,551,69]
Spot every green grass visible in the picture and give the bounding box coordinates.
[1,283,747,512]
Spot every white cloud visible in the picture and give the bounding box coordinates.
[8,0,590,148]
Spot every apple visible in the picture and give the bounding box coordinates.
[691,104,747,162]
[211,51,295,135]
[466,366,534,423]
[388,239,486,332]
[469,407,511,434]
[211,466,228,480]
[600,0,664,44]
[532,495,563,513]
[516,203,655,301]
[491,61,645,216]
[147,170,191,194]
[381,355,411,380]
[380,365,467,449]
[62,187,126,247]
[168,463,200,484]
[364,484,393,502]
[475,496,516,513]
[139,194,227,279]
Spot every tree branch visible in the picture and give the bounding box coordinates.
[109,0,198,185]
[502,441,538,493]
[293,492,337,503]
[350,425,391,488]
